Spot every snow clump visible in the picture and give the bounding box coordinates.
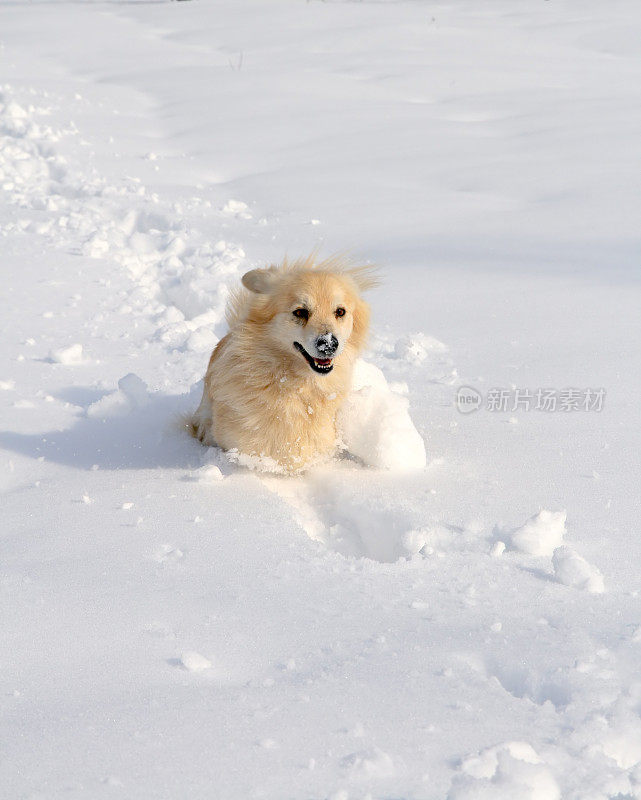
[552,546,605,594]
[180,652,212,672]
[449,740,560,800]
[86,373,149,419]
[510,509,566,557]
[48,342,84,365]
[338,359,426,470]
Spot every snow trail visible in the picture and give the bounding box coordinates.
[1,82,246,366]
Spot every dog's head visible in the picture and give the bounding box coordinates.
[240,262,376,376]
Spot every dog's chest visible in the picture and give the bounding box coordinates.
[272,377,340,421]
[237,375,343,467]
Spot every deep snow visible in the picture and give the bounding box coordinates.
[1,1,641,798]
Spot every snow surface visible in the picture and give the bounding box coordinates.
[1,1,641,798]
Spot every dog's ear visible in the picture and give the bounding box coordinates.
[242,268,279,295]
[346,264,379,293]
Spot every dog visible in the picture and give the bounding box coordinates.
[190,255,377,472]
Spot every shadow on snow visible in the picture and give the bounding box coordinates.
[0,387,206,472]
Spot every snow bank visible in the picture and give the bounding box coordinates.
[552,546,605,594]
[339,359,426,470]
[510,509,566,557]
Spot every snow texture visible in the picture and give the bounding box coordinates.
[1,1,640,798]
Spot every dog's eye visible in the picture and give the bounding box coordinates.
[335,307,346,318]
[293,308,309,321]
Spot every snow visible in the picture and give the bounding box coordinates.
[47,342,84,365]
[194,464,224,484]
[341,746,395,781]
[86,372,149,419]
[339,359,427,470]
[394,332,448,364]
[1,1,641,798]
[179,651,213,673]
[509,509,566,558]
[450,741,561,800]
[553,546,606,595]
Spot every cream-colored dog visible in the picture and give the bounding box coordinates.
[190,255,376,471]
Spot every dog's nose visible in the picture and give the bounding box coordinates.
[315,333,338,356]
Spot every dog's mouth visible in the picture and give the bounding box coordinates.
[293,342,334,374]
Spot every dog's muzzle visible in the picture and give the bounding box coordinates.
[293,341,335,374]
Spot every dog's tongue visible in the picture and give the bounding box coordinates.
[314,357,332,366]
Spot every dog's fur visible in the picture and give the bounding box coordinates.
[190,255,376,471]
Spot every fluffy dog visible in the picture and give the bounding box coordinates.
[190,255,376,471]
